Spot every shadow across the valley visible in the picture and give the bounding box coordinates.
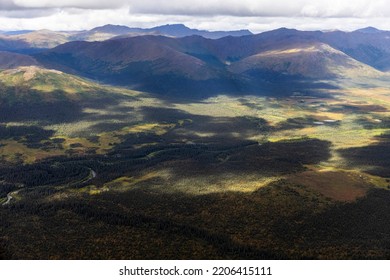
[140,106,271,137]
[108,107,331,178]
[238,70,338,98]
[35,50,339,102]
[125,74,338,102]
[0,106,332,188]
[0,82,138,124]
[339,133,390,177]
[274,117,341,131]
[0,125,56,149]
[0,101,83,123]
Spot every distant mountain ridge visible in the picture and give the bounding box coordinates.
[1,25,390,97]
[71,24,252,42]
[0,24,253,51]
[152,24,252,38]
[354,27,384,34]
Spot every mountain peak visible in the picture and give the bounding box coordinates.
[154,23,188,29]
[90,24,132,34]
[151,24,192,35]
[355,26,383,33]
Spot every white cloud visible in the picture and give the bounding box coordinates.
[128,0,390,18]
[11,0,127,9]
[0,9,56,18]
[0,0,389,32]
[0,0,20,9]
[0,0,388,17]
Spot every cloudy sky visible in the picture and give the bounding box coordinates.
[0,0,389,32]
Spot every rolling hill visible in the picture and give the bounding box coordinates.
[0,51,40,69]
[0,65,103,96]
[0,64,140,126]
[10,30,70,49]
[0,64,135,107]
[229,42,383,79]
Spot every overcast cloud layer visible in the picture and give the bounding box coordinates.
[0,0,389,32]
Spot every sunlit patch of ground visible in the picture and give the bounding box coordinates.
[175,96,259,118]
[89,169,280,196]
[267,121,387,149]
[339,87,390,107]
[0,140,64,163]
[102,171,171,192]
[49,121,178,155]
[122,123,175,135]
[166,174,281,195]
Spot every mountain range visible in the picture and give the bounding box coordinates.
[0,24,252,51]
[1,24,390,96]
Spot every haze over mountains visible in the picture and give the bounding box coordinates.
[1,24,390,96]
[0,24,252,51]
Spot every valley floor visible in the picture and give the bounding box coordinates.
[1,81,390,259]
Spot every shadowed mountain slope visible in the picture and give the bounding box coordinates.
[0,52,40,69]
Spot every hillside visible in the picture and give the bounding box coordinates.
[229,43,383,79]
[34,36,234,95]
[320,30,390,71]
[0,52,40,69]
[0,66,103,95]
[10,30,70,49]
[0,65,140,124]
